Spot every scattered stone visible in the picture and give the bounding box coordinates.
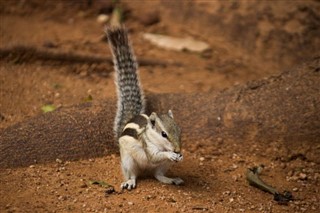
[299,173,307,180]
[55,158,63,164]
[80,183,88,188]
[128,201,134,205]
[145,195,156,200]
[232,175,239,182]
[292,187,299,192]
[143,33,210,52]
[58,195,67,201]
[287,170,294,177]
[199,157,205,161]
[97,14,109,24]
[280,163,287,169]
[166,197,176,203]
[223,191,231,196]
[232,164,238,169]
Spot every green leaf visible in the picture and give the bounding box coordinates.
[41,104,56,113]
[83,94,93,102]
[88,180,112,188]
[52,83,62,89]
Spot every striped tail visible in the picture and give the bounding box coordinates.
[106,27,145,139]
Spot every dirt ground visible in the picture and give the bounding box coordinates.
[0,0,319,212]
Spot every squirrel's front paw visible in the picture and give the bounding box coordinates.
[121,179,136,190]
[167,152,183,162]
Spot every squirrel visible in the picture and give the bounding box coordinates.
[106,26,183,190]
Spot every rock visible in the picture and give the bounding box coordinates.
[299,173,307,180]
[97,14,109,24]
[143,33,210,52]
[55,158,63,164]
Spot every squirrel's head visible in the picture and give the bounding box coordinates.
[149,110,182,153]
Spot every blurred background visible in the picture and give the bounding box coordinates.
[1,0,319,128]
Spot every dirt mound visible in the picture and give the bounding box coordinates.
[0,1,319,212]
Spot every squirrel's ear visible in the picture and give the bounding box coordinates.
[168,110,174,119]
[150,112,157,127]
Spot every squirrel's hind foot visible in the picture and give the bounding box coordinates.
[155,174,184,186]
[121,179,136,190]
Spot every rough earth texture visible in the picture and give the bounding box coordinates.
[0,0,319,213]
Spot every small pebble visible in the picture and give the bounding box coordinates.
[223,191,231,196]
[97,14,109,24]
[199,157,205,161]
[128,201,134,205]
[299,173,307,180]
[232,174,240,182]
[56,159,63,164]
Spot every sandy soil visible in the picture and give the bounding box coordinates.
[0,0,319,212]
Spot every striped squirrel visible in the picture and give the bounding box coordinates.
[106,27,183,190]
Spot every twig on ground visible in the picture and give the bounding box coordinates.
[246,165,293,205]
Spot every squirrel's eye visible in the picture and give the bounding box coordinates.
[161,131,168,138]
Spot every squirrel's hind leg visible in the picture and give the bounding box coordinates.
[155,173,184,185]
[154,165,184,185]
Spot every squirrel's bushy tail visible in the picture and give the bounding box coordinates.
[106,27,145,139]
